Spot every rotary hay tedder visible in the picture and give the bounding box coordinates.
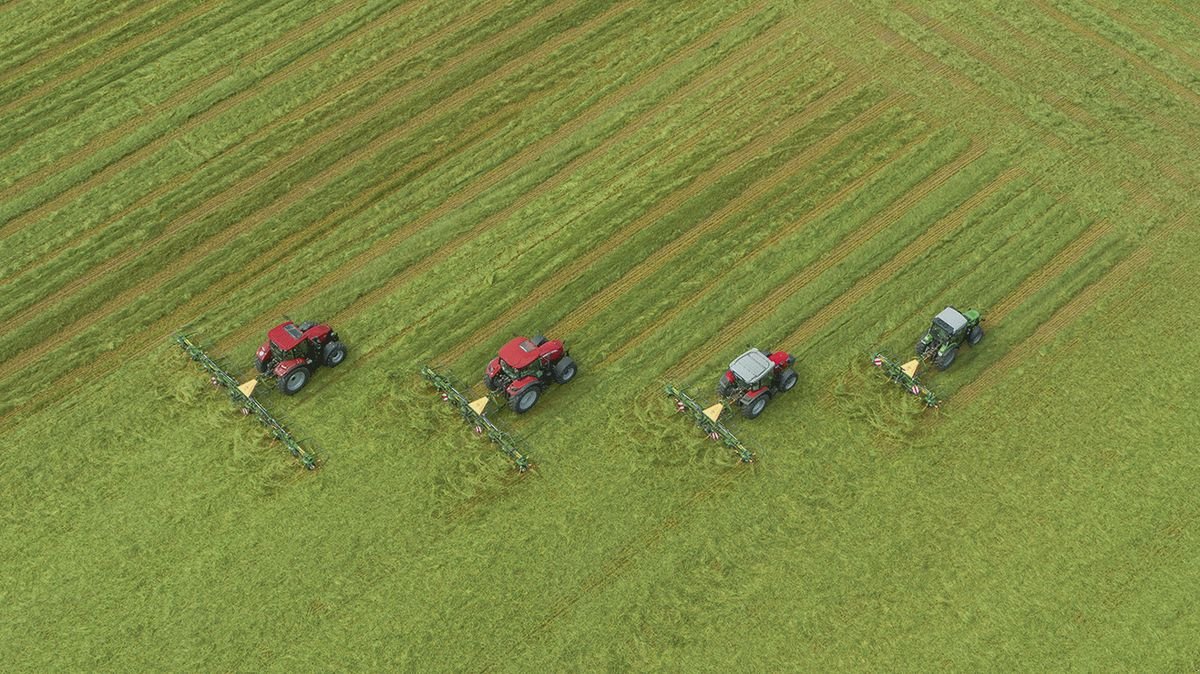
[664,384,755,463]
[420,365,533,472]
[175,331,322,469]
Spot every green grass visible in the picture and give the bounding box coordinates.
[2,0,1199,670]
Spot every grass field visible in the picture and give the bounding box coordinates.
[2,0,1199,669]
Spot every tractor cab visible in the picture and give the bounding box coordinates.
[929,307,969,343]
[728,349,775,388]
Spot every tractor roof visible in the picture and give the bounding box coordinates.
[933,307,968,335]
[498,337,541,369]
[268,321,307,350]
[729,348,773,385]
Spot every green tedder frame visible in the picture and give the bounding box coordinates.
[664,384,755,463]
[420,365,531,472]
[175,333,320,469]
[870,351,942,408]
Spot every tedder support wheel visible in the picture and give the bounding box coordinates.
[509,386,540,414]
[553,356,577,384]
[322,341,347,367]
[935,348,957,371]
[279,366,310,395]
[742,394,769,419]
[778,368,798,392]
[968,325,984,345]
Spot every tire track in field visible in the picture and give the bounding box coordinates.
[332,40,810,371]
[954,214,1182,406]
[0,0,449,241]
[0,0,644,419]
[1092,1,1200,74]
[436,76,873,366]
[477,466,749,671]
[0,0,220,118]
[219,2,788,352]
[0,0,592,339]
[843,3,1072,154]
[0,1,367,202]
[551,93,905,339]
[609,140,986,371]
[0,0,158,87]
[1031,0,1200,108]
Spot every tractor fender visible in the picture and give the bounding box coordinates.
[255,340,271,364]
[767,351,794,369]
[274,357,309,378]
[740,387,770,404]
[506,375,541,398]
[486,357,502,378]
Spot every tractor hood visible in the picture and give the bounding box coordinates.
[268,322,307,350]
[498,337,541,369]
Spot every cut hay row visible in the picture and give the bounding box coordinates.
[0,1,777,419]
[0,0,629,361]
[0,1,368,203]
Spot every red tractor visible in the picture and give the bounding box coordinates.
[716,348,797,419]
[254,320,346,395]
[484,335,576,413]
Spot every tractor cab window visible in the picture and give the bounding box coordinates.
[517,339,536,352]
[284,324,305,340]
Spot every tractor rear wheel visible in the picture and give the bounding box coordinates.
[254,357,269,374]
[968,325,984,345]
[322,341,347,367]
[509,386,540,414]
[553,356,577,384]
[279,366,310,395]
[742,394,769,419]
[935,347,957,371]
[778,368,798,392]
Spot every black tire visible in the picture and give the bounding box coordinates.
[322,341,346,367]
[509,386,540,414]
[915,336,929,356]
[778,368,798,393]
[968,325,984,346]
[553,356,577,384]
[484,373,499,392]
[254,357,270,374]
[530,334,547,347]
[935,347,957,371]
[742,393,769,419]
[717,377,734,398]
[279,366,310,395]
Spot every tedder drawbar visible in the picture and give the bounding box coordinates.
[175,329,331,469]
[870,306,985,407]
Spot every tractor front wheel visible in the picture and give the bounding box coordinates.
[279,366,310,395]
[935,347,957,371]
[553,356,577,384]
[778,368,798,393]
[509,386,540,414]
[968,325,984,345]
[742,394,769,419]
[322,341,347,367]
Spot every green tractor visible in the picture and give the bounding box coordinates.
[915,306,984,370]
